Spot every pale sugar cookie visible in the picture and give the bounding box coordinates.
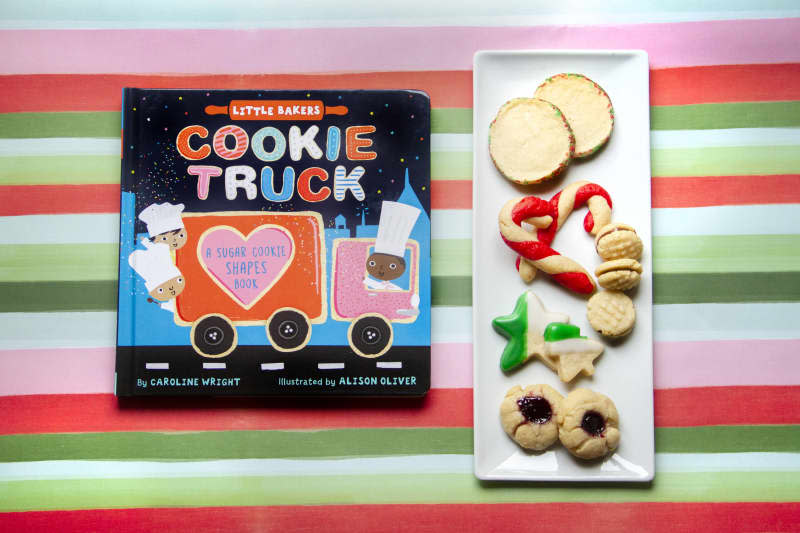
[489,97,575,185]
[595,223,643,261]
[534,73,614,157]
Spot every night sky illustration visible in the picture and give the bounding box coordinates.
[121,89,431,235]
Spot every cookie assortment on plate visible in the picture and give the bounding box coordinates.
[488,72,647,462]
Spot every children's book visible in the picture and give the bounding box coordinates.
[116,89,431,396]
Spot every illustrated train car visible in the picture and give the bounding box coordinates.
[173,211,421,359]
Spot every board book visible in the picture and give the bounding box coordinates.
[115,89,431,396]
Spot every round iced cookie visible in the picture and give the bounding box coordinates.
[595,258,642,291]
[500,384,564,451]
[594,222,643,261]
[587,290,636,338]
[534,73,614,157]
[489,97,575,185]
[558,388,620,460]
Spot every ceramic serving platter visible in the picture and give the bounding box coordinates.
[472,50,653,481]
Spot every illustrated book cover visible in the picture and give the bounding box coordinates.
[115,89,431,396]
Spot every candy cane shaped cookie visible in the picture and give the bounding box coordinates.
[515,181,612,284]
[499,197,595,294]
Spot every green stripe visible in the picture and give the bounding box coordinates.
[432,275,471,306]
[4,236,800,283]
[652,145,800,177]
[1,102,798,141]
[0,281,116,312]
[0,244,118,282]
[651,101,800,130]
[0,428,472,463]
[1,471,798,511]
[653,235,800,274]
[0,155,120,185]
[432,239,471,277]
[431,108,472,134]
[0,426,796,463]
[656,425,800,454]
[5,272,800,311]
[4,144,799,185]
[0,112,121,139]
[654,271,800,304]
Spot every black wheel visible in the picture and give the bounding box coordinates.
[267,309,310,351]
[191,314,236,358]
[349,315,392,358]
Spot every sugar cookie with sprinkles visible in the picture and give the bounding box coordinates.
[534,73,614,158]
[489,97,575,185]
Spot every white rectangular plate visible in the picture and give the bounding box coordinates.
[472,50,653,481]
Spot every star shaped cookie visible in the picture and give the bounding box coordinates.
[492,291,604,382]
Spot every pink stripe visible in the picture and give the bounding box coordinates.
[654,339,800,389]
[0,344,472,395]
[1,19,799,74]
[0,348,115,396]
[4,340,800,396]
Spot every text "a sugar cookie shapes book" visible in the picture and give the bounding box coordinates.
[116,89,431,397]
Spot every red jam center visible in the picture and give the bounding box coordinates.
[581,411,606,436]
[517,395,552,424]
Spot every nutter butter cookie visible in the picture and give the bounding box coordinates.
[534,73,614,157]
[489,97,575,185]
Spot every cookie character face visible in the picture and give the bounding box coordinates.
[153,229,188,250]
[149,275,185,301]
[366,253,406,281]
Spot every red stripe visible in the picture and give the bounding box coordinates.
[430,180,471,209]
[0,175,796,216]
[2,386,799,435]
[0,389,472,435]
[0,184,120,215]
[2,65,799,115]
[656,386,800,427]
[651,63,800,105]
[0,72,473,113]
[2,503,799,533]
[652,174,800,208]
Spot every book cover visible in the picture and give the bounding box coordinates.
[116,89,431,396]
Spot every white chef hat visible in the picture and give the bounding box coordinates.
[138,202,185,237]
[373,201,421,258]
[128,240,182,292]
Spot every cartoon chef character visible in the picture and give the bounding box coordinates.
[139,202,188,250]
[364,201,421,291]
[128,239,186,313]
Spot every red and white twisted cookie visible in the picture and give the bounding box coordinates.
[499,181,612,294]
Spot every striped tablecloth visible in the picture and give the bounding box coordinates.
[1,2,799,530]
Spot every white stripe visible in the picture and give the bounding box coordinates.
[2,205,799,246]
[1,0,798,30]
[651,128,800,149]
[318,362,345,370]
[3,302,797,350]
[0,138,119,156]
[0,452,797,481]
[653,204,800,236]
[377,361,402,369]
[0,214,119,244]
[431,133,473,152]
[145,362,169,370]
[202,362,226,369]
[654,303,800,342]
[432,210,472,240]
[261,362,285,371]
